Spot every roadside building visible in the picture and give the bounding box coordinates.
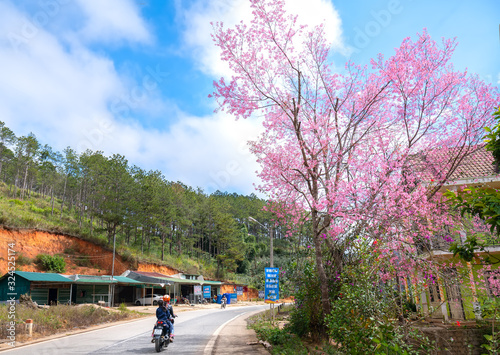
[66,274,150,306]
[0,271,73,305]
[415,146,500,320]
[122,270,222,304]
[0,269,254,307]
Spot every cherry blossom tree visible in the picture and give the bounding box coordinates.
[210,0,500,317]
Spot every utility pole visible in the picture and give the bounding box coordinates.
[249,216,273,267]
[111,232,116,307]
[249,216,276,323]
[270,226,273,267]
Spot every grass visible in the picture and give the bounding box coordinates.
[248,305,312,355]
[15,253,33,266]
[0,303,145,341]
[248,304,345,354]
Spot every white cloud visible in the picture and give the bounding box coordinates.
[76,0,152,44]
[105,112,264,195]
[0,1,262,195]
[68,110,263,195]
[0,0,266,196]
[178,0,346,78]
[0,3,122,133]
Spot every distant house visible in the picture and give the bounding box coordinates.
[123,270,222,304]
[65,274,144,305]
[0,271,151,306]
[0,271,73,305]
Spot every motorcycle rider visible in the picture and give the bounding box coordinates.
[163,295,177,339]
[151,299,173,343]
[221,294,227,308]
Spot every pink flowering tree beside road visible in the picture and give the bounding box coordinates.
[210,0,500,319]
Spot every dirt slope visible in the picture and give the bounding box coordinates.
[0,227,180,276]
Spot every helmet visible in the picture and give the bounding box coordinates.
[158,299,164,307]
[163,295,171,303]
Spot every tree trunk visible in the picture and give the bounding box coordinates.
[312,211,332,318]
[60,174,67,220]
[51,187,54,215]
[21,164,29,199]
[13,167,19,198]
[161,232,165,261]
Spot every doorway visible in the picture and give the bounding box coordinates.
[48,288,58,305]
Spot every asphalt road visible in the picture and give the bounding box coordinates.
[1,305,268,354]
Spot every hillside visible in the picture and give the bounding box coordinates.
[0,227,180,276]
[0,121,299,287]
[0,178,295,288]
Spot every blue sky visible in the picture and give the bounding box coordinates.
[0,0,498,196]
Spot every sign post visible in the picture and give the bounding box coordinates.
[194,285,202,303]
[265,267,279,324]
[203,286,211,300]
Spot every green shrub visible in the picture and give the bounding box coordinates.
[35,254,66,273]
[121,249,137,264]
[16,253,32,266]
[21,216,37,227]
[8,199,24,206]
[29,204,45,213]
[0,212,7,224]
[286,260,325,338]
[257,326,292,346]
[42,206,60,215]
[325,263,433,355]
[250,319,308,355]
[74,255,92,267]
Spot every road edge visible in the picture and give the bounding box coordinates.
[0,313,154,352]
[203,308,268,355]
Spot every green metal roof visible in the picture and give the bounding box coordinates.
[201,280,222,285]
[15,271,72,283]
[73,278,116,284]
[164,277,199,284]
[113,276,143,284]
[160,277,221,285]
[72,275,143,284]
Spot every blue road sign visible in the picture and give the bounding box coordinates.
[203,285,211,298]
[264,267,279,303]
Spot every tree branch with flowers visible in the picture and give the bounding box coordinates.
[211,0,500,326]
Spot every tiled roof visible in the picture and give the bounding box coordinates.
[123,271,172,285]
[410,145,498,182]
[449,147,497,180]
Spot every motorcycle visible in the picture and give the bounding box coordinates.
[152,320,171,352]
[221,297,226,309]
